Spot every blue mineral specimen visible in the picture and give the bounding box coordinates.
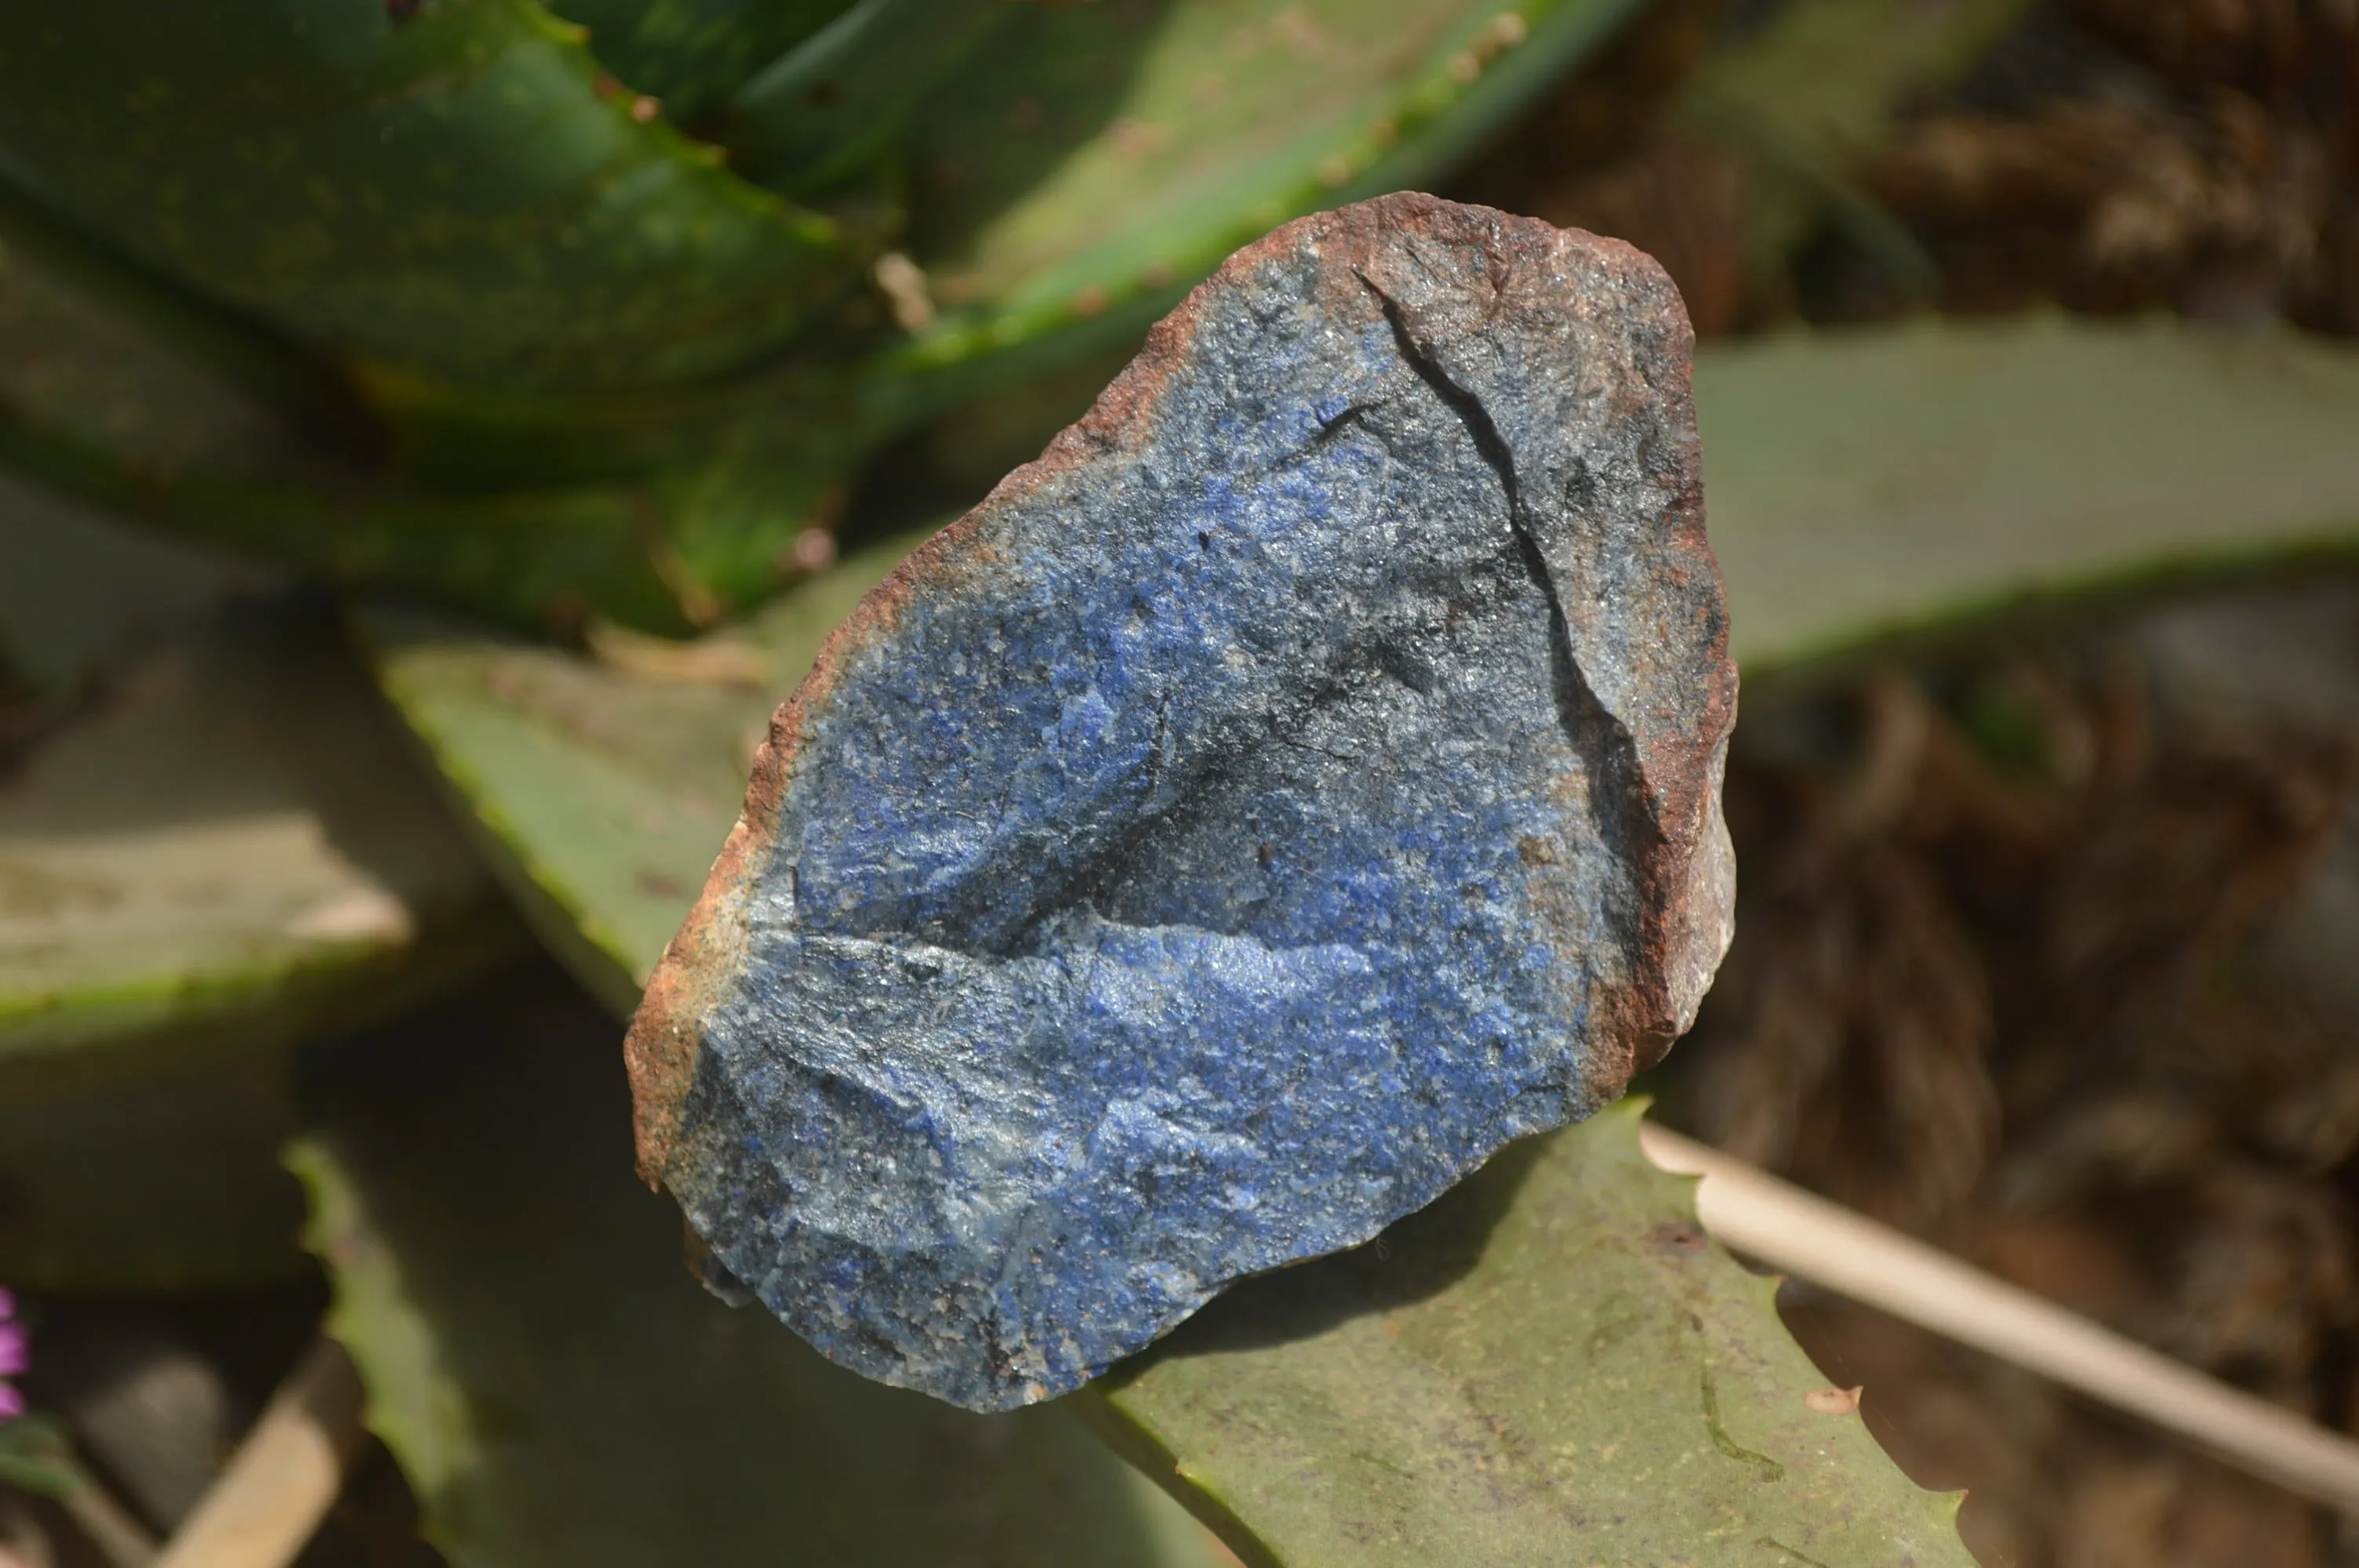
[627,193,1738,1410]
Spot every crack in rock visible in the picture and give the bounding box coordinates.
[626,194,1739,1410]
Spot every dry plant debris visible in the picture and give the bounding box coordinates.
[1665,579,2359,1566]
[1454,0,2359,335]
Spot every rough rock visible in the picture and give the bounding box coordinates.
[626,193,1738,1411]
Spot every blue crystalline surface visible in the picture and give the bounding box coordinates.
[671,249,1657,1410]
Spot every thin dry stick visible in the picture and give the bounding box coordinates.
[151,1338,367,1568]
[1640,1120,2359,1515]
[53,1454,160,1568]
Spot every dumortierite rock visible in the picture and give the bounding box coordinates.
[627,194,1738,1411]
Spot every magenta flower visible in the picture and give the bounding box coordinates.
[0,1289,24,1421]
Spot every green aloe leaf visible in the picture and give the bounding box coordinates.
[352,528,922,1008]
[290,967,1228,1568]
[0,476,522,1091]
[1700,317,2359,672]
[0,493,423,1291]
[1087,1099,1969,1565]
[543,0,857,124]
[0,420,848,635]
[0,0,849,394]
[720,0,1023,195]
[0,181,360,481]
[0,285,855,631]
[0,590,520,1098]
[881,0,1649,395]
[0,153,851,633]
[0,488,525,1331]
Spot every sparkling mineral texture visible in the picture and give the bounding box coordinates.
[626,194,1737,1411]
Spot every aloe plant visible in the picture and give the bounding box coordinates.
[0,0,1643,630]
[6,2,2359,1564]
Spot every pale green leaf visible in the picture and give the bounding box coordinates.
[0,482,516,1290]
[0,579,520,1287]
[0,597,520,1099]
[1087,1101,1971,1566]
[1703,318,2359,672]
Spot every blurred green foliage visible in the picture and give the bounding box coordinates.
[0,0,1641,630]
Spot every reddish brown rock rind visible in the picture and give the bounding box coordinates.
[1314,195,1736,1083]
